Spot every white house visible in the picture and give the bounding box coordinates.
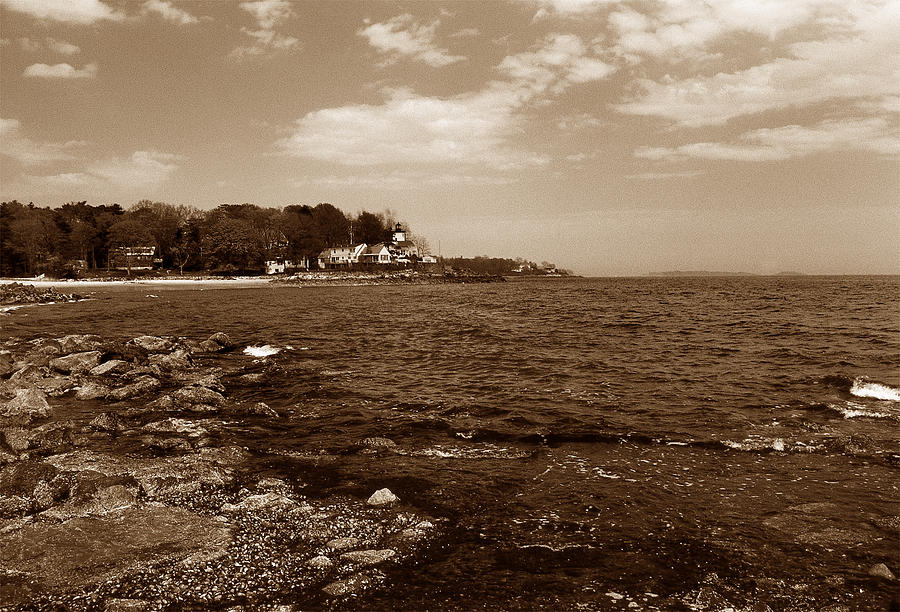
[318,244,367,268]
[359,243,392,264]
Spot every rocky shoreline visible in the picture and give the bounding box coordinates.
[0,282,84,308]
[0,332,440,609]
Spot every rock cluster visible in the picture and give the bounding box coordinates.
[0,331,440,608]
[0,282,82,306]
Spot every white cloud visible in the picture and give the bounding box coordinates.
[230,0,298,58]
[635,118,900,161]
[277,33,614,169]
[239,0,293,30]
[88,151,183,187]
[142,0,199,25]
[47,38,81,55]
[19,151,183,193]
[23,62,97,79]
[531,0,619,19]
[358,14,465,67]
[450,27,480,38]
[614,1,900,126]
[292,171,515,190]
[626,171,705,180]
[0,118,87,164]
[0,0,123,24]
[17,37,80,54]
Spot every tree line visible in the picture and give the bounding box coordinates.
[443,256,567,276]
[0,200,425,277]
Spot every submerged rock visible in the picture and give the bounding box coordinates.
[340,549,397,566]
[367,488,399,507]
[200,332,234,353]
[89,412,125,432]
[868,563,895,580]
[107,376,160,401]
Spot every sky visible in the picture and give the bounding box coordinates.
[1,0,898,276]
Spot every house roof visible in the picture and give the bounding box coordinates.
[362,243,389,255]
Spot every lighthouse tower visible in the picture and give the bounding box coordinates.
[392,222,406,243]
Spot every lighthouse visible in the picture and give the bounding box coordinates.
[392,222,406,243]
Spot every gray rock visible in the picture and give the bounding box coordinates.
[131,336,172,352]
[0,505,231,603]
[49,351,102,374]
[57,334,102,354]
[326,537,360,551]
[148,349,191,373]
[1,386,51,424]
[89,412,125,432]
[2,428,30,453]
[8,364,49,386]
[222,492,297,512]
[142,418,208,438]
[340,549,396,566]
[77,381,111,401]
[0,351,14,377]
[35,376,76,397]
[90,360,128,376]
[107,376,160,401]
[868,563,895,580]
[171,385,225,408]
[307,555,334,570]
[206,332,233,349]
[104,599,152,612]
[366,487,399,506]
[358,437,397,449]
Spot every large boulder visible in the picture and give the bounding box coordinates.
[57,335,102,354]
[90,360,128,376]
[1,386,51,425]
[49,351,102,374]
[0,505,231,605]
[366,488,399,507]
[130,336,172,352]
[200,332,233,353]
[148,349,191,373]
[171,386,225,408]
[107,376,160,401]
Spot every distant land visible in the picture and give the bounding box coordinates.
[646,271,807,277]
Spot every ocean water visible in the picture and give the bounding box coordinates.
[3,276,898,610]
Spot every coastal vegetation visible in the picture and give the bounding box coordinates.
[0,200,566,279]
[0,200,424,277]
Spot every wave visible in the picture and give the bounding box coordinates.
[850,379,900,402]
[243,344,280,357]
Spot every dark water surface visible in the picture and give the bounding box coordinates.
[3,276,898,610]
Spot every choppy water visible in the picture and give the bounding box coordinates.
[3,276,899,610]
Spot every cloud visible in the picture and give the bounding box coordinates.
[635,118,900,161]
[142,0,199,25]
[531,0,618,19]
[88,151,183,187]
[0,118,87,164]
[625,171,705,180]
[230,0,298,59]
[292,171,515,190]
[277,33,614,169]
[0,0,123,24]
[614,1,900,126]
[23,62,98,79]
[18,37,80,54]
[450,27,480,38]
[358,14,465,67]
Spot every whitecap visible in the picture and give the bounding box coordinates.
[243,344,280,357]
[850,378,900,402]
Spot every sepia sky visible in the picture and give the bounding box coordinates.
[1,0,898,275]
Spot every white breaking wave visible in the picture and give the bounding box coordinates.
[243,344,280,357]
[850,379,900,402]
